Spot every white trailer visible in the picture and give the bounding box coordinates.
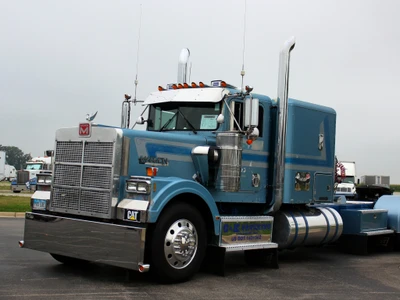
[0,151,5,181]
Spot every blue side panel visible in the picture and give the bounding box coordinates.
[375,195,400,232]
[121,129,209,180]
[283,99,336,204]
[148,177,221,235]
[339,209,388,235]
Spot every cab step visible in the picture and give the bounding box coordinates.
[202,215,278,276]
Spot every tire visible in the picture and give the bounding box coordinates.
[13,191,21,193]
[149,202,207,283]
[50,253,88,266]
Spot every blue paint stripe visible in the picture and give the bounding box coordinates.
[146,144,192,157]
[285,157,331,167]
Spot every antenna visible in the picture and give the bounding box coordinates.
[133,4,144,106]
[240,0,247,92]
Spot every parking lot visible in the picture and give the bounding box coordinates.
[1,218,400,300]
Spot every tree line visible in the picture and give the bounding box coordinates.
[0,146,32,170]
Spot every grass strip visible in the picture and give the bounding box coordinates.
[0,195,31,212]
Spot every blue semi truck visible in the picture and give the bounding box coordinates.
[20,37,400,282]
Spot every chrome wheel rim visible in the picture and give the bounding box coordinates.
[164,219,198,269]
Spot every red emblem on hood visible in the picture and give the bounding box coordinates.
[79,123,91,137]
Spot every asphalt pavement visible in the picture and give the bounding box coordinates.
[1,218,400,300]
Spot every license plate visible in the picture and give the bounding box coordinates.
[33,199,47,210]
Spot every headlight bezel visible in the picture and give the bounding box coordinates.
[126,178,151,194]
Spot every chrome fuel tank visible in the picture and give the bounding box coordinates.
[272,207,343,249]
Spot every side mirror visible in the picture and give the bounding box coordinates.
[136,116,145,125]
[244,97,259,127]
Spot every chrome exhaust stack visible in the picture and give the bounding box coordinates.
[272,36,296,213]
[177,48,190,83]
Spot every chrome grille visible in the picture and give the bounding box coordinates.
[82,166,112,189]
[54,165,81,186]
[52,187,79,210]
[55,141,83,163]
[84,142,114,165]
[80,190,110,214]
[51,138,115,218]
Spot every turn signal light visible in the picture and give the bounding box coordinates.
[158,86,165,91]
[246,139,253,145]
[146,167,158,177]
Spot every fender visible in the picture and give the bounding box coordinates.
[148,177,221,235]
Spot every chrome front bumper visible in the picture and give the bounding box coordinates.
[22,212,148,272]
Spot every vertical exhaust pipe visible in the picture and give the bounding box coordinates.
[177,48,190,83]
[272,36,296,213]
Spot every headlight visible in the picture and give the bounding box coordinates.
[126,182,138,192]
[44,177,52,184]
[137,182,150,193]
[37,178,45,183]
[126,180,151,194]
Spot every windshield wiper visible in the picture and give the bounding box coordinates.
[178,109,197,134]
[159,112,178,132]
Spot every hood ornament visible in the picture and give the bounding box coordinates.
[86,111,98,122]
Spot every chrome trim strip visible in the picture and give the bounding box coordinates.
[223,242,278,252]
[23,212,146,271]
[358,209,388,214]
[359,229,394,236]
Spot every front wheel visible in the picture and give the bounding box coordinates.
[149,202,207,283]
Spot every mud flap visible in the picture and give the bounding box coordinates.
[202,246,279,276]
[338,233,394,255]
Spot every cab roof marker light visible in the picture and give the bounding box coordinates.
[211,80,228,87]
[177,83,183,89]
[199,82,205,88]
[172,84,178,90]
[158,86,165,91]
[191,82,198,88]
[183,83,190,88]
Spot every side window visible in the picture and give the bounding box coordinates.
[258,106,264,137]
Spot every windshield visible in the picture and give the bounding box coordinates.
[147,102,221,131]
[26,163,43,170]
[342,176,355,184]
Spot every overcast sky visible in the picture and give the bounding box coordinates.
[1,0,399,182]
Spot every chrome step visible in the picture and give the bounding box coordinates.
[222,242,278,252]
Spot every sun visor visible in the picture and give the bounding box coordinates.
[143,88,229,105]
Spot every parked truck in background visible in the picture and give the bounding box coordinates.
[361,175,390,187]
[20,37,400,283]
[11,153,53,193]
[356,175,392,201]
[335,161,357,199]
